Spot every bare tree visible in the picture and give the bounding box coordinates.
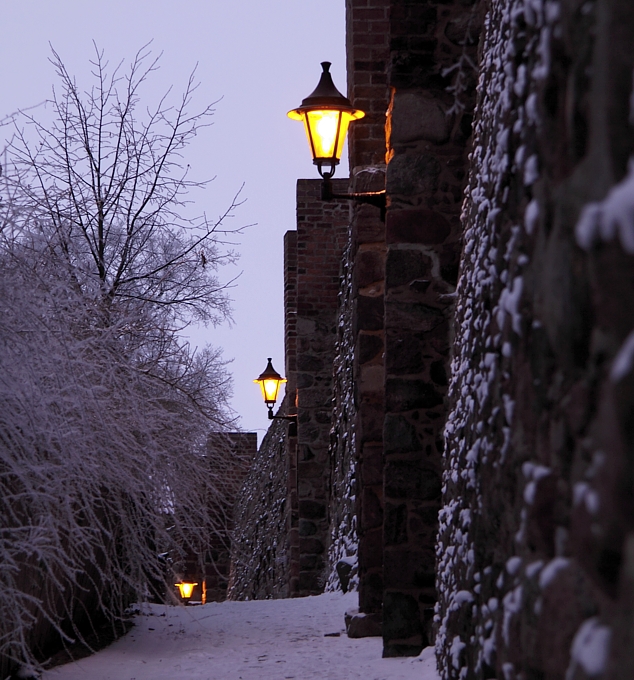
[0,45,246,676]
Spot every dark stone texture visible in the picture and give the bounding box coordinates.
[346,611,383,638]
[386,379,444,411]
[386,154,440,197]
[386,209,451,245]
[299,519,317,537]
[299,500,326,520]
[297,354,324,372]
[356,295,384,332]
[385,301,445,333]
[385,503,408,545]
[299,537,325,555]
[385,332,424,374]
[358,333,384,364]
[356,249,385,287]
[336,560,354,593]
[385,461,442,501]
[384,414,421,453]
[390,92,452,144]
[382,591,424,644]
[386,248,433,288]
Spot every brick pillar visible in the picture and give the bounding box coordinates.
[345,0,391,621]
[294,179,349,596]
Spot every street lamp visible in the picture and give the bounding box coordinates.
[174,581,198,600]
[254,358,297,435]
[289,62,386,219]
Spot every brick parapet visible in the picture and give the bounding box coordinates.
[346,0,391,169]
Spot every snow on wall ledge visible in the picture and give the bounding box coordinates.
[436,0,634,678]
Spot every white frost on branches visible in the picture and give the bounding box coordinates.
[0,45,244,674]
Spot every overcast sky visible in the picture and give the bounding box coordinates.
[1,0,347,440]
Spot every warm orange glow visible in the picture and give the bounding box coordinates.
[288,107,364,163]
[175,582,197,599]
[254,376,286,405]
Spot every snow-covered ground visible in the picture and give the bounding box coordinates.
[43,592,439,680]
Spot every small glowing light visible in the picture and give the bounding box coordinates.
[254,358,286,408]
[175,582,197,599]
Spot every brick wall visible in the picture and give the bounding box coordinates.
[295,179,350,595]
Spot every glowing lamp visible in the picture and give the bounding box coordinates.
[254,358,286,415]
[175,582,198,599]
[288,62,364,179]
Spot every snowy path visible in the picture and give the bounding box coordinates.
[43,592,439,680]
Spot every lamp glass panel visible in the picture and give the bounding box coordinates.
[261,377,286,404]
[302,109,360,161]
[175,582,197,598]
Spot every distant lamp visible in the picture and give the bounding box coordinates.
[254,358,297,435]
[254,358,287,416]
[288,62,386,219]
[175,582,197,599]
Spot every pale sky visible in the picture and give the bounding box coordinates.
[0,0,347,440]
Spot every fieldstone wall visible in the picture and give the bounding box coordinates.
[325,234,359,593]
[228,412,290,600]
[436,0,634,678]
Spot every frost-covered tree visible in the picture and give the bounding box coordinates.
[0,46,245,675]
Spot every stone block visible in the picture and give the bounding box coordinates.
[356,295,384,332]
[384,548,436,590]
[298,570,321,593]
[361,445,384,486]
[385,332,424,375]
[386,209,451,245]
[299,536,325,555]
[386,378,444,411]
[299,500,326,520]
[390,91,451,144]
[385,461,441,501]
[429,360,447,386]
[299,519,317,537]
[361,488,383,530]
[384,414,420,453]
[297,354,324,372]
[360,364,384,394]
[385,301,445,333]
[359,527,384,571]
[345,610,382,638]
[382,591,423,648]
[385,503,408,545]
[358,333,384,364]
[358,403,385,443]
[299,553,324,571]
[386,248,433,288]
[386,154,440,197]
[356,249,385,287]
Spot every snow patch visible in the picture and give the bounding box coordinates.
[539,557,570,589]
[566,617,611,679]
[575,158,634,253]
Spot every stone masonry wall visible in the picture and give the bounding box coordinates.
[381,0,478,657]
[229,408,291,600]
[436,0,634,678]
